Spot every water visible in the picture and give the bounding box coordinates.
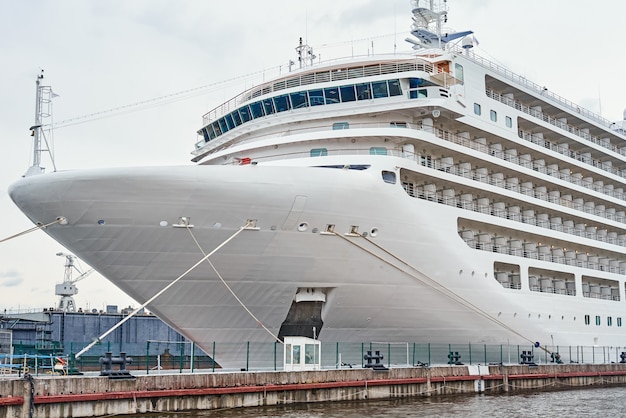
[131,386,626,417]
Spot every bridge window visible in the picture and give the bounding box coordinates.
[388,79,402,96]
[225,113,235,130]
[356,83,372,100]
[231,110,242,126]
[372,81,389,98]
[263,98,275,115]
[290,91,309,109]
[340,85,356,102]
[250,101,265,118]
[239,105,252,122]
[309,89,325,106]
[218,118,229,134]
[324,87,340,104]
[273,94,291,112]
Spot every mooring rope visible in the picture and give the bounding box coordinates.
[0,217,65,244]
[75,221,253,358]
[331,231,548,352]
[185,224,283,344]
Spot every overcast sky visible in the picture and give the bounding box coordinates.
[1,0,625,312]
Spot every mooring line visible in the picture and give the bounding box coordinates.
[331,231,546,352]
[0,217,65,244]
[185,224,284,345]
[75,221,253,358]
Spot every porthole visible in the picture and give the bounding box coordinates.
[159,221,168,227]
[97,220,106,225]
[297,222,308,232]
[370,227,379,237]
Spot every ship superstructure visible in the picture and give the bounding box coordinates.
[9,1,626,366]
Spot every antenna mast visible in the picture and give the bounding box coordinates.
[25,69,57,177]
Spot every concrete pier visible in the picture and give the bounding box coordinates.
[2,364,626,417]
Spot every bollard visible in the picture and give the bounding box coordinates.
[364,350,388,370]
[99,352,135,379]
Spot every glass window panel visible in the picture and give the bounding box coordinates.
[370,147,387,155]
[263,98,275,115]
[310,148,328,156]
[490,109,497,122]
[290,91,309,109]
[212,121,222,137]
[201,127,210,142]
[324,87,340,104]
[382,170,396,184]
[250,101,264,118]
[332,122,349,130]
[506,116,512,128]
[474,103,481,115]
[239,105,251,122]
[231,110,242,126]
[340,85,356,102]
[225,114,235,130]
[305,344,316,364]
[285,344,291,363]
[388,79,402,96]
[372,81,389,98]
[455,63,464,84]
[356,83,371,100]
[293,345,301,364]
[308,89,324,106]
[218,118,229,133]
[273,94,291,112]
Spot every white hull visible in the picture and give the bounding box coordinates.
[10,160,626,365]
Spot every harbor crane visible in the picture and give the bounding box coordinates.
[55,252,94,312]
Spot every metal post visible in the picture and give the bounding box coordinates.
[388,343,391,368]
[246,341,250,371]
[179,341,184,373]
[274,341,277,371]
[469,343,472,365]
[484,344,487,364]
[191,342,195,373]
[146,341,150,375]
[336,342,339,369]
[428,343,431,366]
[212,342,216,372]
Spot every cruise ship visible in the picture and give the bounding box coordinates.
[9,1,626,366]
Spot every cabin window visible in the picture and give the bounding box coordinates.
[584,314,590,325]
[474,103,481,115]
[596,315,601,326]
[309,89,325,106]
[608,316,613,326]
[340,85,356,102]
[332,122,349,130]
[388,79,402,96]
[324,87,340,104]
[273,94,291,112]
[372,81,389,98]
[356,83,372,100]
[382,170,396,184]
[290,91,309,109]
[310,148,328,157]
[490,109,497,122]
[369,147,387,155]
[505,116,513,128]
[454,63,464,84]
[618,317,623,327]
[390,121,407,128]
